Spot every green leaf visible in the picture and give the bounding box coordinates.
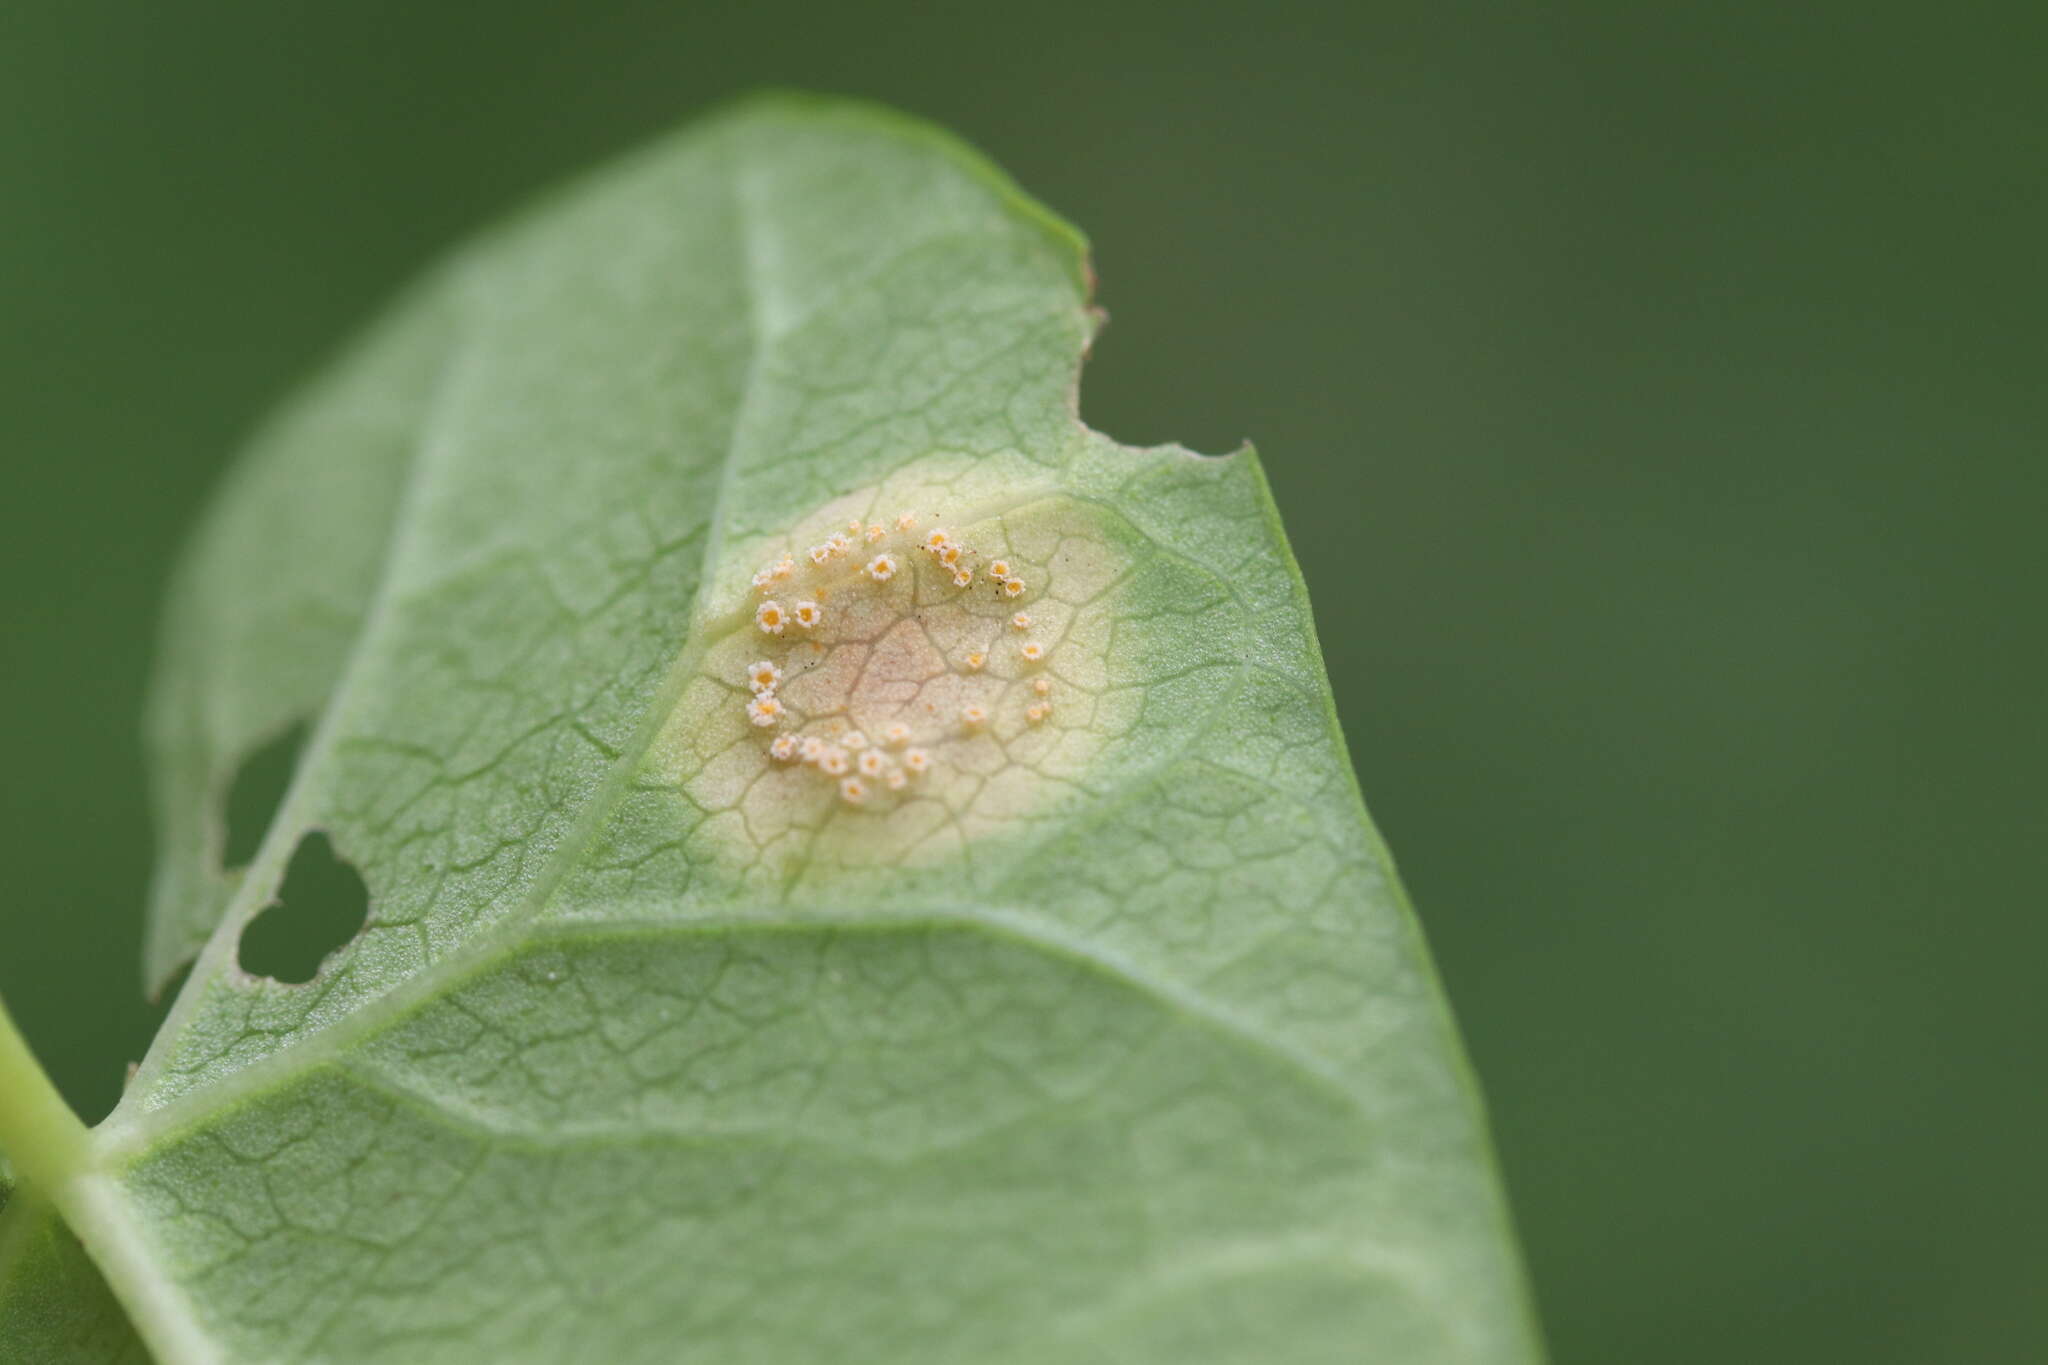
[0,1195,152,1364]
[0,95,1539,1362]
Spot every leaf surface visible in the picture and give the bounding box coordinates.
[0,1195,152,1364]
[0,96,1539,1363]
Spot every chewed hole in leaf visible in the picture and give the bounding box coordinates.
[221,720,308,867]
[236,831,368,984]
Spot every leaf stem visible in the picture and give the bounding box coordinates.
[0,992,88,1192]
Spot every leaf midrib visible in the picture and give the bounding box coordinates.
[104,903,1372,1166]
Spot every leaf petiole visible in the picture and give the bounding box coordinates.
[0,992,89,1194]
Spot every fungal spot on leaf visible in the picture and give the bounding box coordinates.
[655,477,1140,884]
[221,721,308,867]
[236,831,368,984]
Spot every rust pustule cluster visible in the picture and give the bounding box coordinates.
[736,512,1057,804]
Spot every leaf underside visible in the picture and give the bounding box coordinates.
[0,97,1537,1363]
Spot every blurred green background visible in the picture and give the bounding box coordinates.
[4,3,2043,1360]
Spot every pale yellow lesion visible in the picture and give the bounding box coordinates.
[647,467,1136,879]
